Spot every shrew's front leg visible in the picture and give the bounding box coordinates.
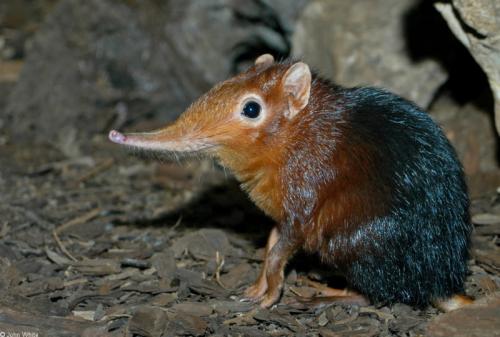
[243,226,300,308]
[259,236,299,308]
[243,226,279,302]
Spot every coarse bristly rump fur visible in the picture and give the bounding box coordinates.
[109,56,472,308]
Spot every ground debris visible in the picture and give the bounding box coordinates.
[129,305,167,337]
[0,142,498,336]
[171,302,214,317]
[72,258,122,276]
[171,228,242,260]
[254,308,306,333]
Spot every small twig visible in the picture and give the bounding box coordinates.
[168,216,183,236]
[52,207,102,262]
[105,313,132,322]
[63,278,89,287]
[54,207,101,234]
[214,251,228,290]
[52,230,78,262]
[75,158,114,185]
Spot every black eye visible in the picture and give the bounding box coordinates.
[242,101,261,119]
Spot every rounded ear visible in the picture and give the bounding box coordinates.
[283,62,311,119]
[255,54,274,66]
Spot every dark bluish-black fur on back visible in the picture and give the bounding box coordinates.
[338,87,471,306]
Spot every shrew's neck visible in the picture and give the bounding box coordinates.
[219,149,285,222]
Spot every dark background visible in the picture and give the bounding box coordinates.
[1,0,499,195]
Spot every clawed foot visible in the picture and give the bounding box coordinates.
[259,290,281,308]
[242,282,282,308]
[243,283,267,303]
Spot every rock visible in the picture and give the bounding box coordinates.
[426,293,500,337]
[129,306,167,337]
[172,302,214,317]
[166,312,208,337]
[209,300,253,315]
[3,0,305,147]
[0,258,22,289]
[151,251,177,284]
[430,94,500,196]
[176,268,229,298]
[151,293,177,306]
[472,213,500,226]
[292,0,447,108]
[219,262,256,290]
[171,228,236,260]
[389,303,424,334]
[435,0,500,134]
[254,309,305,333]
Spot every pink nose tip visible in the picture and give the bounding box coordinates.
[108,130,126,144]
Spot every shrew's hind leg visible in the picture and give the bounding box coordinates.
[286,294,369,309]
[285,277,369,309]
[433,294,473,312]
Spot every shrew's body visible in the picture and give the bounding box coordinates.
[109,54,472,310]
